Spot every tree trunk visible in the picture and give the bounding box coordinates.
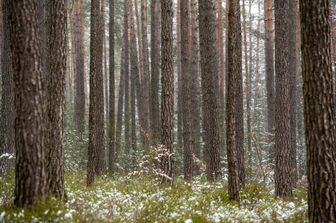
[0,0,14,174]
[108,0,115,173]
[10,0,46,206]
[140,0,150,145]
[181,0,193,180]
[300,0,336,221]
[189,0,201,163]
[264,0,275,163]
[226,0,242,201]
[150,0,160,144]
[45,0,67,199]
[199,0,221,181]
[288,0,298,186]
[87,0,103,185]
[274,0,292,197]
[73,0,86,135]
[160,0,174,184]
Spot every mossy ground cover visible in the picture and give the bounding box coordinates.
[0,172,307,223]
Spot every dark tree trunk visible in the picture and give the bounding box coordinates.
[87,0,102,185]
[45,0,67,199]
[130,0,139,162]
[10,0,46,206]
[274,0,293,197]
[108,0,115,173]
[150,0,160,144]
[199,0,221,181]
[0,0,15,174]
[160,0,174,184]
[226,0,242,201]
[181,0,193,180]
[300,0,336,221]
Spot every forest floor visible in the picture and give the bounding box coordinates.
[0,172,307,223]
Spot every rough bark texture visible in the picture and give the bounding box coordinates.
[264,0,275,162]
[73,0,86,135]
[0,0,15,174]
[181,0,193,180]
[189,0,201,162]
[45,0,67,199]
[160,0,174,184]
[199,0,221,181]
[108,0,115,173]
[226,0,241,201]
[95,0,105,176]
[288,0,298,186]
[274,0,292,197]
[10,0,46,206]
[300,0,336,221]
[87,0,101,185]
[140,0,150,145]
[150,0,161,144]
[130,0,139,163]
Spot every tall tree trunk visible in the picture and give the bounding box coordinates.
[10,0,46,206]
[87,0,103,185]
[0,0,14,173]
[123,0,131,160]
[216,0,225,156]
[226,0,242,201]
[289,0,298,186]
[300,0,336,221]
[264,0,275,163]
[199,0,221,181]
[95,1,105,175]
[73,0,86,135]
[160,0,174,184]
[150,0,160,144]
[176,0,183,154]
[242,0,252,173]
[45,0,67,199]
[181,0,193,180]
[140,0,150,145]
[274,0,292,197]
[189,0,201,162]
[108,0,115,173]
[130,0,139,164]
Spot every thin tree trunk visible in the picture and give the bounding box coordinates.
[108,0,115,173]
[160,0,174,184]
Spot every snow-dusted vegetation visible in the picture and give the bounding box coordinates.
[0,172,307,223]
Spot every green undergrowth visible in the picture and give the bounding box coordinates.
[0,172,307,223]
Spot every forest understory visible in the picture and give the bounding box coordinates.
[0,172,307,223]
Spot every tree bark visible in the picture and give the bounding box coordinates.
[199,0,221,181]
[226,0,242,201]
[150,0,161,144]
[274,0,293,197]
[45,0,67,199]
[0,0,14,174]
[181,0,193,180]
[10,0,46,206]
[160,0,174,184]
[300,0,336,221]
